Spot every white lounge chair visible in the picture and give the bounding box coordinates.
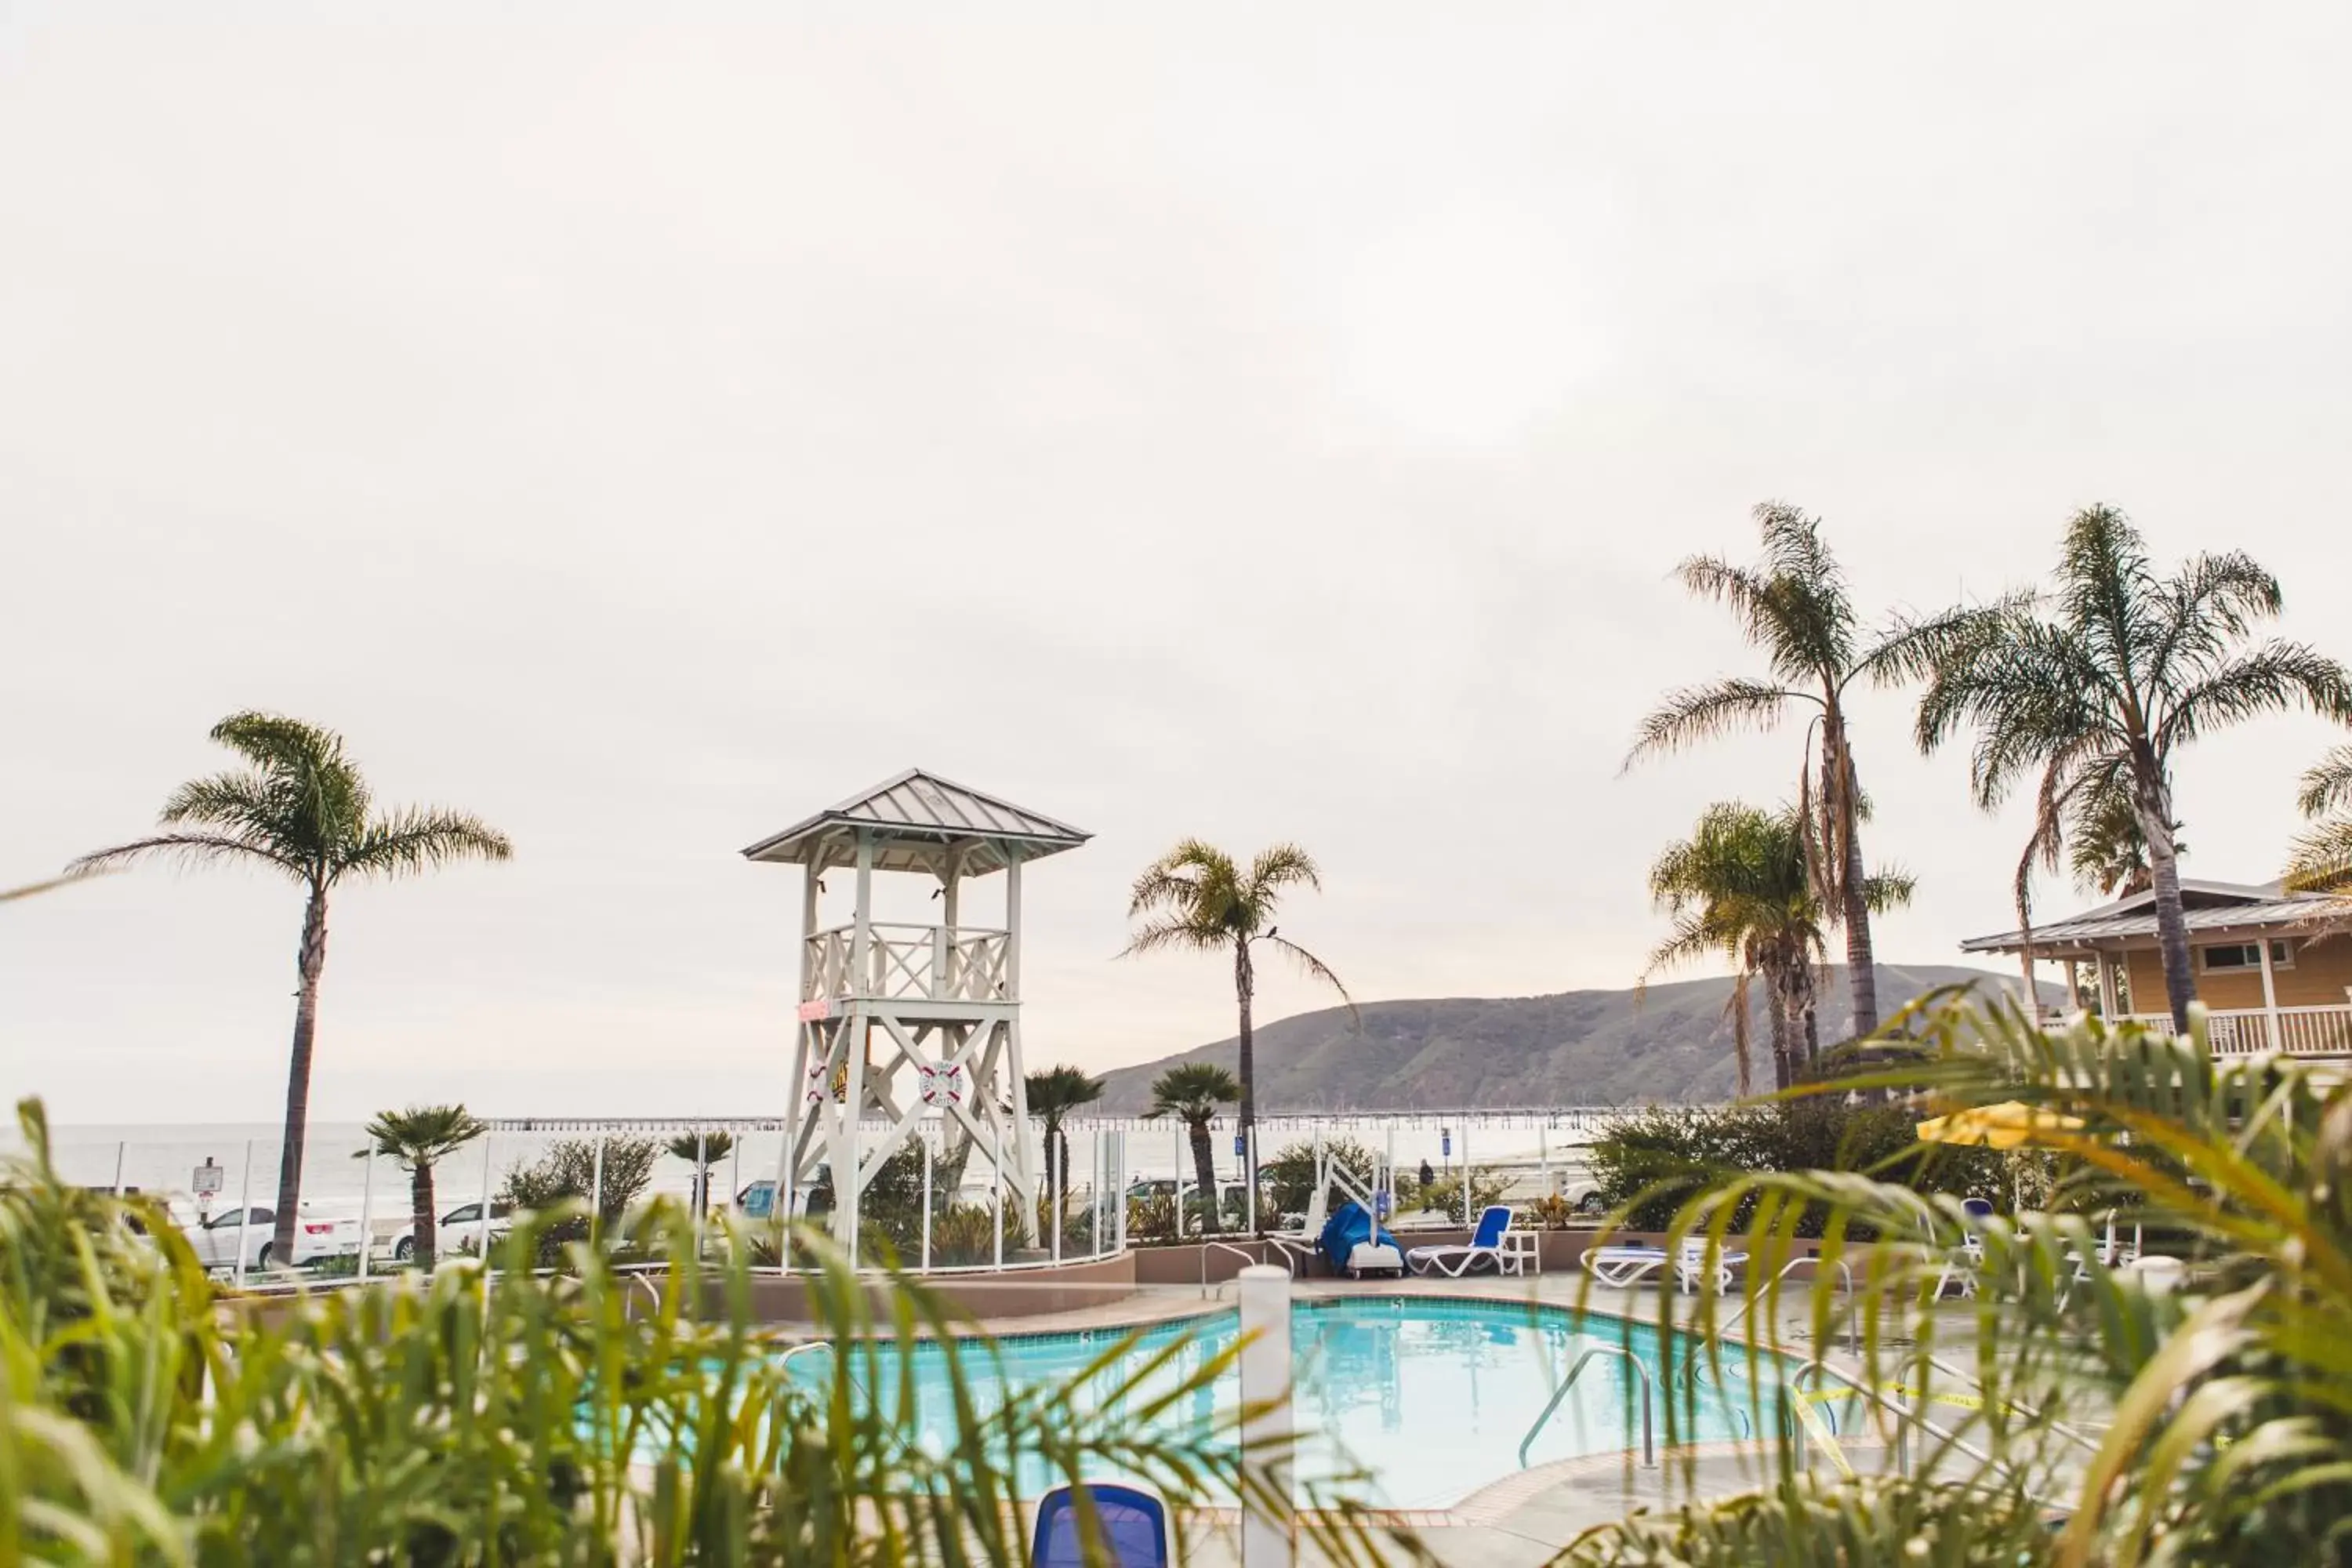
[1580,1243,1670,1288]
[1675,1238,1748,1295]
[1406,1205,1519,1277]
[1581,1241,1747,1294]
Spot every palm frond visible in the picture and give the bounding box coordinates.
[1859,869,1915,912]
[0,866,110,903]
[2284,818,2352,894]
[360,1104,488,1167]
[1118,916,1229,960]
[67,832,304,880]
[337,807,514,884]
[2154,641,2352,754]
[1260,933,1356,1021]
[2297,746,2352,819]
[2147,550,2285,690]
[1244,843,1323,898]
[1624,679,1804,771]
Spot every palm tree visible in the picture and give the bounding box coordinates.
[1627,504,1932,1040]
[1142,1064,1240,1236]
[357,1105,486,1272]
[1915,506,2352,1029]
[72,713,512,1265]
[1022,1065,1102,1205]
[1643,803,1911,1092]
[2286,744,2352,892]
[1123,840,1352,1197]
[666,1131,738,1216]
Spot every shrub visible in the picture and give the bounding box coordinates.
[498,1135,660,1263]
[1588,1099,2007,1235]
[1417,1167,1508,1223]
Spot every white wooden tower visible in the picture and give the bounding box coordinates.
[741,770,1090,1248]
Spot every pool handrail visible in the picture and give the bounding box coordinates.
[1200,1239,1265,1298]
[1675,1254,1857,1387]
[1518,1342,1657,1468]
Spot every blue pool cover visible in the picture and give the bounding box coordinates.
[1316,1200,1399,1273]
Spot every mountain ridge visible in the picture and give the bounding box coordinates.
[1091,964,2049,1112]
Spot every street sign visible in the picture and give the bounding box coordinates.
[191,1160,223,1196]
[1441,1129,1452,1157]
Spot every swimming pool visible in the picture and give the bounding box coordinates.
[790,1295,1779,1510]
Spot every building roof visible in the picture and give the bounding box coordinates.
[1961,878,2352,954]
[739,768,1090,876]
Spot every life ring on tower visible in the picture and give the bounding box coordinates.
[918,1064,964,1108]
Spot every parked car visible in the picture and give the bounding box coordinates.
[734,1176,829,1221]
[387,1200,514,1261]
[186,1205,360,1273]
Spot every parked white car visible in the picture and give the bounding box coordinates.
[187,1205,361,1273]
[387,1200,513,1262]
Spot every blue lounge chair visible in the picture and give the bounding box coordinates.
[1406,1204,1518,1277]
[1031,1482,1174,1568]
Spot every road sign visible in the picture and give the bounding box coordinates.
[191,1160,223,1196]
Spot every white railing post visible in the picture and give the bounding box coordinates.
[1462,1125,1473,1226]
[920,1130,934,1272]
[358,1146,375,1283]
[1236,1265,1294,1568]
[111,1140,125,1197]
[233,1139,253,1287]
[590,1134,608,1244]
[993,1127,1006,1269]
[477,1136,494,1260]
[1174,1125,1188,1240]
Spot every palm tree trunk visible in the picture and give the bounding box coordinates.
[1765,966,1793,1091]
[411,1161,437,1271]
[272,884,328,1267]
[1189,1123,1220,1236]
[1825,710,1879,1039]
[1233,938,1257,1202]
[2134,779,2197,1032]
[1730,972,1754,1098]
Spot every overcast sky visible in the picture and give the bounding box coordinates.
[5,5,2350,1125]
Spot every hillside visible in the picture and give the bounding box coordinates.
[1092,964,2050,1112]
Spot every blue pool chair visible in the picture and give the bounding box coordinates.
[1031,1482,1173,1568]
[1406,1204,1517,1277]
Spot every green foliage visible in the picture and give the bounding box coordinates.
[1573,996,2352,1566]
[1588,1099,2002,1235]
[0,1098,1422,1567]
[664,1129,737,1166]
[2287,744,2352,892]
[499,1136,659,1262]
[1416,1167,1507,1222]
[361,1104,488,1168]
[1143,1063,1240,1124]
[926,1202,1000,1266]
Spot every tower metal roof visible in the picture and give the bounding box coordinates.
[739,768,1090,875]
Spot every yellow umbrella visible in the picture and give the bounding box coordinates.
[1915,1102,2085,1150]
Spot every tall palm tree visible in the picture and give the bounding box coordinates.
[1142,1064,1240,1236]
[1022,1065,1102,1204]
[1627,504,1931,1040]
[2286,744,2352,892]
[666,1131,738,1216]
[1123,840,1352,1197]
[1643,803,1911,1092]
[1915,507,2352,1029]
[357,1104,486,1272]
[72,713,511,1265]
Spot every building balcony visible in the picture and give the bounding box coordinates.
[2114,1003,2352,1058]
[800,923,1011,1008]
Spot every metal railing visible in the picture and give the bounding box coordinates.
[1675,1255,1858,1387]
[1519,1343,1657,1468]
[1201,1240,1267,1298]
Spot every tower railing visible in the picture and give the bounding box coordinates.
[801,923,1011,1004]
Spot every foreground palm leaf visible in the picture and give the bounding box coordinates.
[1,1098,1424,1566]
[1566,995,2352,1566]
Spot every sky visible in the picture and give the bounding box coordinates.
[5,5,2350,1125]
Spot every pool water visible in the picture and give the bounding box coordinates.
[790,1296,1780,1510]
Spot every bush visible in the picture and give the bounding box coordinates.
[498,1136,660,1263]
[1588,1100,2004,1236]
[1417,1167,1508,1223]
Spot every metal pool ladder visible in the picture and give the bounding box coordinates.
[1519,1344,1657,1468]
[1200,1240,1265,1299]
